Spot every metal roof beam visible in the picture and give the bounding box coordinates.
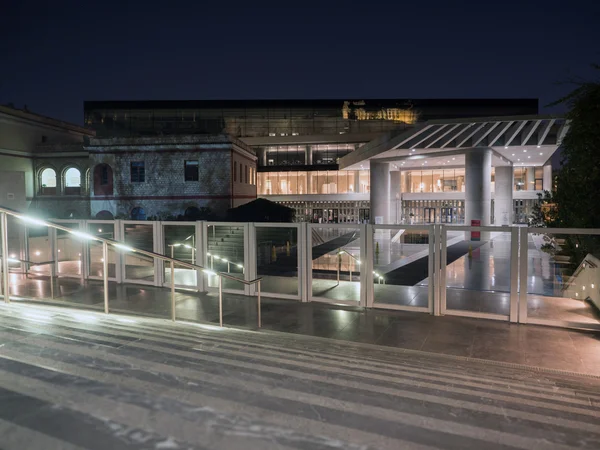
[536,119,555,146]
[487,121,514,147]
[424,124,462,148]
[504,120,527,147]
[403,124,450,150]
[439,123,472,148]
[472,122,501,147]
[456,123,487,147]
[521,120,542,147]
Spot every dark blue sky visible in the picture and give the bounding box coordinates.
[1,0,598,125]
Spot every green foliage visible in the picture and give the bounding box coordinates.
[550,64,600,229]
[547,65,600,264]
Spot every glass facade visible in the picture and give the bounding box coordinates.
[258,170,369,196]
[514,167,543,191]
[404,169,465,193]
[86,105,412,138]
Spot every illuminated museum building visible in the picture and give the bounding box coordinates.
[2,99,563,225]
[83,98,562,225]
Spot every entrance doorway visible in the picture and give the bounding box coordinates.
[424,207,436,223]
[440,207,455,223]
[359,208,370,223]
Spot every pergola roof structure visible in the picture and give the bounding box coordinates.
[339,115,568,171]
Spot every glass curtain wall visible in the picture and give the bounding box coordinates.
[258,170,369,196]
[405,169,465,193]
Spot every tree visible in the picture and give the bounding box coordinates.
[550,64,600,229]
[528,190,558,254]
[547,65,600,266]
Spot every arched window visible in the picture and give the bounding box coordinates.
[40,168,57,195]
[93,164,113,196]
[64,167,81,195]
[131,207,146,220]
[96,210,114,220]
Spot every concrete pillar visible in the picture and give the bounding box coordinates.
[305,145,313,165]
[306,171,312,194]
[543,163,552,192]
[260,148,268,167]
[354,171,360,193]
[526,167,535,190]
[465,148,492,227]
[390,171,401,224]
[494,166,513,225]
[370,161,390,224]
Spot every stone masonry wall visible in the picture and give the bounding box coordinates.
[89,147,232,219]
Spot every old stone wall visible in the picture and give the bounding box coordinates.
[89,148,233,219]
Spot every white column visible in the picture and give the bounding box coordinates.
[526,167,535,190]
[390,171,401,224]
[305,145,313,165]
[370,161,390,224]
[494,166,513,225]
[465,148,492,227]
[261,148,268,166]
[543,163,552,192]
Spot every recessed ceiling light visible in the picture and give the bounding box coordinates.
[523,149,527,152]
[539,152,543,155]
[537,145,540,148]
[528,156,531,158]
[452,157,455,160]
[504,146,508,149]
[517,159,520,161]
[411,149,416,152]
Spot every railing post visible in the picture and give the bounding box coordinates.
[257,279,261,328]
[430,224,437,315]
[1,212,10,303]
[509,226,519,323]
[49,226,56,300]
[349,252,352,282]
[170,260,176,321]
[218,275,223,327]
[518,227,529,323]
[102,241,109,314]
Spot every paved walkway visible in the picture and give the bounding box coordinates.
[1,302,600,450]
[7,277,600,375]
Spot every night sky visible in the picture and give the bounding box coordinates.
[1,0,598,125]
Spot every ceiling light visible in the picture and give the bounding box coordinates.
[452,157,455,160]
[539,152,543,156]
[537,145,540,148]
[504,146,507,149]
[512,153,515,156]
[523,149,527,152]
[411,149,416,152]
[528,156,531,159]
[517,159,520,161]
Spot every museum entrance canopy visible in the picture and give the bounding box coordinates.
[338,115,568,170]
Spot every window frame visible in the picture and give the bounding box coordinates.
[130,161,146,183]
[184,160,199,182]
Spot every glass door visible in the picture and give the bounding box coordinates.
[424,208,436,223]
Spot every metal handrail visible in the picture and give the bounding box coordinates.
[336,249,360,283]
[0,206,262,327]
